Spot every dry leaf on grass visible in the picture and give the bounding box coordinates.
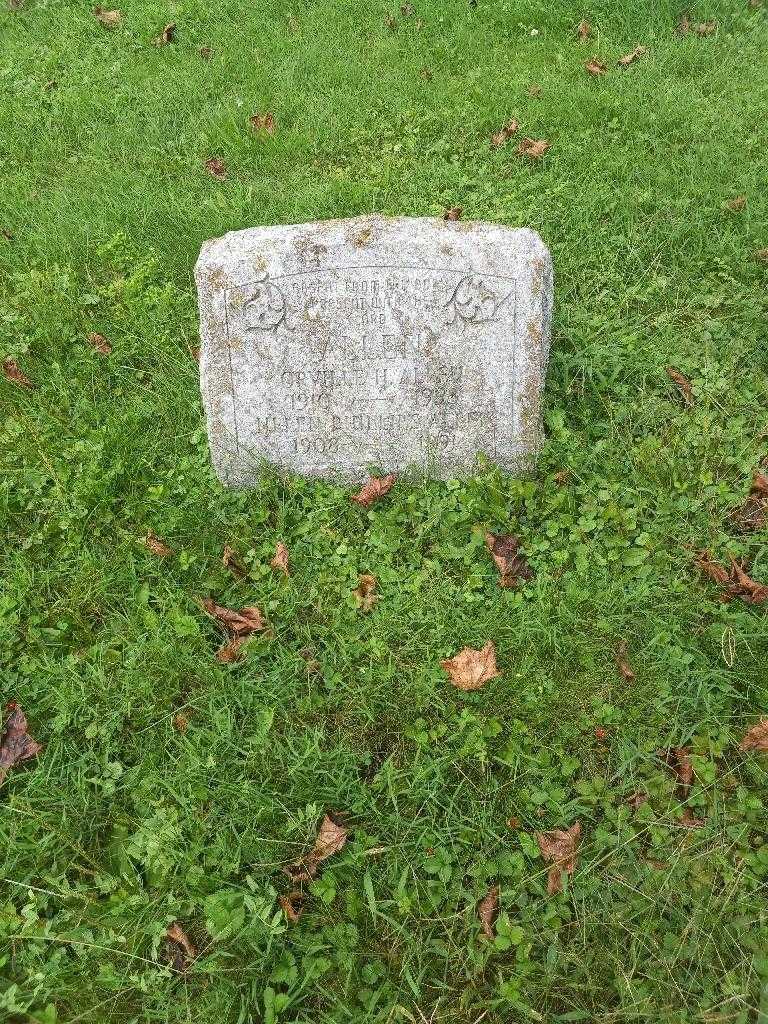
[517,138,549,159]
[94,6,121,27]
[205,157,227,180]
[730,471,768,532]
[491,119,519,148]
[142,530,173,557]
[477,884,499,939]
[384,13,397,30]
[401,1,414,14]
[173,712,189,734]
[696,551,768,604]
[153,22,176,45]
[279,890,305,923]
[615,641,635,681]
[353,573,379,612]
[1,228,14,240]
[2,357,33,389]
[88,331,112,355]
[527,84,542,97]
[165,922,197,971]
[727,195,746,211]
[419,66,433,80]
[627,791,648,810]
[351,473,396,508]
[485,532,533,588]
[270,541,290,576]
[662,746,693,793]
[441,641,501,691]
[536,822,581,894]
[443,206,463,221]
[222,544,247,578]
[283,813,349,882]
[694,20,717,35]
[199,46,212,59]
[676,14,691,33]
[756,249,768,262]
[201,598,266,662]
[728,557,768,603]
[666,366,693,407]
[739,719,768,752]
[576,19,591,39]
[585,57,607,75]
[618,45,647,66]
[249,112,276,134]
[0,703,42,785]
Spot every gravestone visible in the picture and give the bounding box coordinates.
[195,215,552,485]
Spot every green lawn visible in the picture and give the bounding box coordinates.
[2,1,768,1021]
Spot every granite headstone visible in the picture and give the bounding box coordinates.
[195,215,552,484]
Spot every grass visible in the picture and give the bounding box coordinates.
[2,0,768,1020]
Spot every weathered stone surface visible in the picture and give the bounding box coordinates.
[195,215,552,485]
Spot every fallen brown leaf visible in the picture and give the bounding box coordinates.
[205,157,227,180]
[270,541,290,576]
[585,57,607,76]
[384,13,397,30]
[298,647,321,675]
[527,84,542,97]
[618,44,647,66]
[222,544,247,578]
[441,641,501,691]
[415,16,425,29]
[727,195,746,211]
[739,719,768,752]
[8,0,25,10]
[165,922,197,971]
[1,228,14,240]
[576,19,591,39]
[88,331,112,355]
[677,13,691,33]
[615,641,635,681]
[755,248,768,264]
[351,473,396,508]
[2,357,33,390]
[419,66,433,80]
[490,118,519,148]
[199,46,212,59]
[201,598,266,662]
[484,533,533,588]
[443,206,463,221]
[695,549,730,586]
[401,1,414,13]
[666,366,693,408]
[279,890,305,923]
[477,884,499,939]
[191,346,201,362]
[730,470,768,533]
[172,712,189,733]
[286,15,299,33]
[662,746,693,793]
[693,20,717,35]
[728,556,768,604]
[0,703,42,785]
[142,530,173,557]
[536,821,581,894]
[284,813,349,882]
[353,573,379,612]
[94,6,121,28]
[153,22,176,45]
[249,112,276,135]
[553,469,571,485]
[627,791,648,810]
[517,137,550,159]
